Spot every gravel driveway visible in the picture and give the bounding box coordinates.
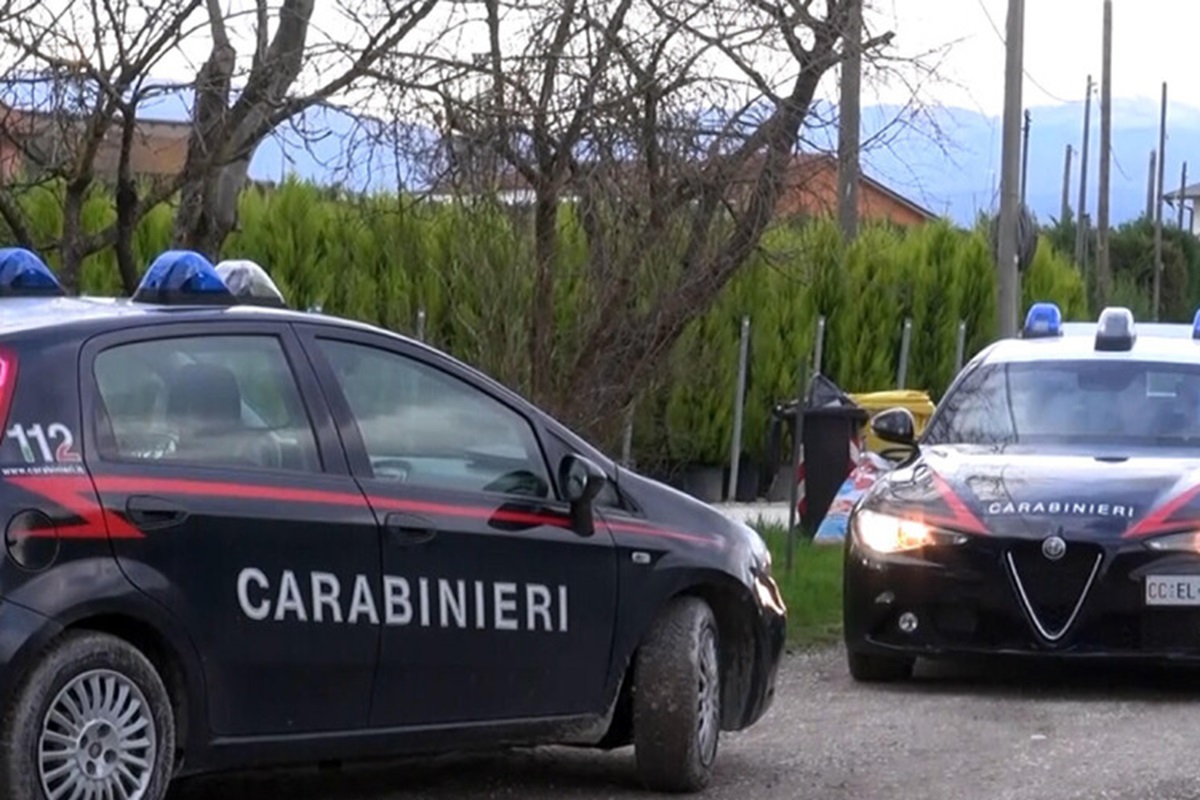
[169,645,1200,800]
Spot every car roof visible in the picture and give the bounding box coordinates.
[0,295,395,339]
[981,321,1200,366]
[0,293,611,457]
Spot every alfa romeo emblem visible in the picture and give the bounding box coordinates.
[1042,535,1067,561]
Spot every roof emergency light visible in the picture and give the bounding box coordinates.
[215,259,287,308]
[1192,309,1200,340]
[1095,306,1137,351]
[133,250,234,305]
[0,248,65,297]
[1022,302,1062,339]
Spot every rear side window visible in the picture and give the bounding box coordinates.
[92,335,321,472]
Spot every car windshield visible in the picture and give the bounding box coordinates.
[923,359,1200,448]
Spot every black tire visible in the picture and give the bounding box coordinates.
[632,596,722,793]
[0,630,176,800]
[847,649,915,682]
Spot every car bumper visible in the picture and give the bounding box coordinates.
[844,535,1200,662]
[735,572,786,729]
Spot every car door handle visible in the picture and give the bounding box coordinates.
[125,495,188,530]
[384,512,437,546]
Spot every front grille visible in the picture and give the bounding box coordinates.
[1005,540,1104,641]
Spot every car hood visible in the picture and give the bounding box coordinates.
[867,444,1200,542]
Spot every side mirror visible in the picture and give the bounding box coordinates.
[871,407,917,446]
[559,454,607,537]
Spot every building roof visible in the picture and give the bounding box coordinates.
[0,101,192,179]
[1163,181,1200,202]
[774,152,939,222]
[429,150,939,222]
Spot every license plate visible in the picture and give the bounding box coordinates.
[1146,575,1200,606]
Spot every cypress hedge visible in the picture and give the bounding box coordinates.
[3,179,1087,471]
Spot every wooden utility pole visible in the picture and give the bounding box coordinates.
[1096,0,1113,306]
[837,0,862,242]
[1076,75,1093,269]
[1061,144,1073,222]
[1153,81,1167,321]
[1147,150,1158,219]
[1021,110,1031,205]
[996,0,1025,339]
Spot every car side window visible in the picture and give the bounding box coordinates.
[92,335,322,472]
[317,339,554,499]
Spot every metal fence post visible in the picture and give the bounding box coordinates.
[814,315,827,375]
[416,307,427,342]
[786,360,810,573]
[954,320,967,373]
[897,318,913,389]
[728,315,751,502]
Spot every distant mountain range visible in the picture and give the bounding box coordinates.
[11,77,1197,228]
[855,98,1200,229]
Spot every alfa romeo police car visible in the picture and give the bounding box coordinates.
[0,247,785,799]
[844,301,1200,681]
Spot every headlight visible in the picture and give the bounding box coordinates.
[853,509,935,554]
[1144,531,1200,553]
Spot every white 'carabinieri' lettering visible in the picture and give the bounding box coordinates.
[985,500,1136,518]
[275,570,307,622]
[237,569,571,633]
[348,575,380,625]
[238,568,271,621]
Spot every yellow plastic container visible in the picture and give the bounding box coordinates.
[849,390,937,454]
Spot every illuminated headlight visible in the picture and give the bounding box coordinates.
[849,508,975,554]
[1144,532,1200,553]
[853,509,933,553]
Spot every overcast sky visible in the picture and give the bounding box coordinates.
[876,0,1200,116]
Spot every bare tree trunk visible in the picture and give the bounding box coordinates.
[0,191,34,250]
[173,0,236,255]
[115,110,139,293]
[174,158,249,257]
[530,190,558,404]
[59,179,89,293]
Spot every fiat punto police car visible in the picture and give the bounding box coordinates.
[844,302,1200,681]
[0,248,784,799]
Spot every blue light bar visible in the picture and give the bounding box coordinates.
[0,247,65,297]
[1193,309,1200,340]
[133,250,234,305]
[1095,306,1137,351]
[1022,302,1062,338]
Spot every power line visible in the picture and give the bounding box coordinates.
[975,0,1073,104]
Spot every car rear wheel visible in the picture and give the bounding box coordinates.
[0,630,176,800]
[847,650,915,682]
[632,595,722,793]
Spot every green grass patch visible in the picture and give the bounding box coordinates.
[750,519,845,647]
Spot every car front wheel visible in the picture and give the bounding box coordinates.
[632,595,722,793]
[0,630,177,800]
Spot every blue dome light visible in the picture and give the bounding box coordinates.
[133,250,234,304]
[0,248,65,296]
[1022,302,1062,339]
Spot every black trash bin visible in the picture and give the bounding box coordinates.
[799,375,868,533]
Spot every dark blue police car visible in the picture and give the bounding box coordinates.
[844,301,1200,681]
[0,248,785,798]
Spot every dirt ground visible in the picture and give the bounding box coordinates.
[169,644,1200,800]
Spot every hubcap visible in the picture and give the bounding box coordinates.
[38,669,157,800]
[696,624,720,766]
